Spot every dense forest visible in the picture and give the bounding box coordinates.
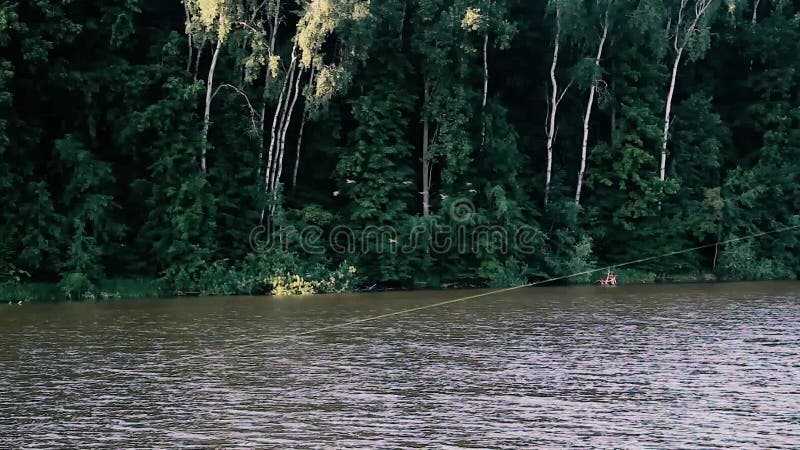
[1,0,799,299]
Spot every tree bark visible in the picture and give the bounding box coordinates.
[576,15,609,205]
[661,0,713,183]
[183,2,193,73]
[422,79,431,217]
[261,51,295,223]
[480,33,489,152]
[274,65,304,196]
[261,44,299,220]
[256,0,281,183]
[292,109,308,193]
[544,4,562,206]
[194,35,206,80]
[661,47,682,182]
[293,65,315,192]
[201,38,223,173]
[751,0,760,24]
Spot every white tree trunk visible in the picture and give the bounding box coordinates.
[201,38,223,173]
[292,65,315,192]
[661,0,713,183]
[260,48,295,223]
[752,0,760,24]
[576,17,609,205]
[661,47,683,182]
[262,43,304,219]
[292,110,307,192]
[480,34,489,152]
[422,80,431,217]
[544,5,562,206]
[274,65,304,194]
[256,1,281,183]
[265,47,296,189]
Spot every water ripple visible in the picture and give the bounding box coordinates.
[1,282,800,447]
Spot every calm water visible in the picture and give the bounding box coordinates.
[1,282,799,448]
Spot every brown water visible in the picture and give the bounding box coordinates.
[1,282,799,448]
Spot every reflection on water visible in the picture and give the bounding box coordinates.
[1,282,799,447]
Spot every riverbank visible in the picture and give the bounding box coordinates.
[1,269,768,304]
[2,278,161,303]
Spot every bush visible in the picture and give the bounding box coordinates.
[614,268,657,284]
[159,248,361,297]
[478,257,528,288]
[271,261,359,296]
[545,235,597,284]
[719,240,796,281]
[58,272,95,300]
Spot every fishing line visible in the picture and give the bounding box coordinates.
[103,223,799,375]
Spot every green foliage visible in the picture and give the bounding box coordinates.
[545,234,597,284]
[58,272,95,300]
[271,260,359,295]
[0,234,31,302]
[719,240,796,281]
[2,0,800,301]
[615,268,658,285]
[478,257,528,288]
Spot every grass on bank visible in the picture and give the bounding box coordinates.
[2,278,160,303]
[0,271,732,303]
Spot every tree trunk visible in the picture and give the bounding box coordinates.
[194,35,206,80]
[422,80,431,217]
[661,0,713,184]
[480,33,489,152]
[544,5,562,206]
[187,34,194,73]
[752,0,760,24]
[261,44,299,221]
[183,2,193,73]
[576,17,609,205]
[273,65,304,205]
[256,2,280,184]
[293,65,315,192]
[201,38,223,173]
[292,110,307,192]
[661,47,683,182]
[749,0,760,70]
[261,53,294,223]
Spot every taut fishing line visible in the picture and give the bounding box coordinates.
[103,223,799,376]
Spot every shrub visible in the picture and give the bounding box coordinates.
[720,240,796,281]
[58,272,95,300]
[478,257,528,288]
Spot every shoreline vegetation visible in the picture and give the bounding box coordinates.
[3,269,790,304]
[2,2,800,302]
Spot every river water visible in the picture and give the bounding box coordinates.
[1,282,799,448]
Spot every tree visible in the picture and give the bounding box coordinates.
[576,0,613,205]
[413,0,479,215]
[543,0,571,206]
[185,0,233,173]
[660,0,717,183]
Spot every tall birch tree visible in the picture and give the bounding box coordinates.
[185,0,233,173]
[576,0,613,205]
[544,0,572,206]
[660,0,717,183]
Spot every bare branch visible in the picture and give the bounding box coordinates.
[213,83,262,133]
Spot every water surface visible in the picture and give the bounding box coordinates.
[1,282,799,447]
